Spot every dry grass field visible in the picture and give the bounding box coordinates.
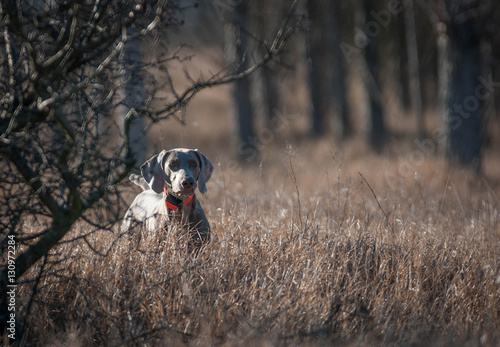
[6,133,500,346]
[4,40,500,345]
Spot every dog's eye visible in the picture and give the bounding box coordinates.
[169,161,178,169]
[189,161,198,168]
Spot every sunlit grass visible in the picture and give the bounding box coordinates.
[7,141,500,346]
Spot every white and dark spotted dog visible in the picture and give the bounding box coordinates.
[123,148,214,249]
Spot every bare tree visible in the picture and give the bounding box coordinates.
[0,0,301,338]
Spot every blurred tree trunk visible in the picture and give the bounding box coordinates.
[444,1,483,171]
[364,44,387,151]
[261,66,281,125]
[306,0,329,137]
[403,0,425,138]
[396,11,411,112]
[360,0,387,151]
[329,2,352,140]
[257,0,282,126]
[117,31,147,165]
[480,41,493,149]
[436,20,451,156]
[225,2,256,162]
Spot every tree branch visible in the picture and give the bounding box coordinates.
[136,0,302,120]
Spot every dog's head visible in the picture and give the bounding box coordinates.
[140,148,214,198]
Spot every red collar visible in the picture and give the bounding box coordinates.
[164,188,194,211]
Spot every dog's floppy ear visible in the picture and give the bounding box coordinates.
[140,150,169,194]
[194,149,214,194]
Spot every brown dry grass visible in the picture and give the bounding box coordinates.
[4,38,500,345]
[6,135,500,346]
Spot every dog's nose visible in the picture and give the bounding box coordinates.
[182,178,196,189]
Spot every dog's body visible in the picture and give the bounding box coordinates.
[123,148,214,249]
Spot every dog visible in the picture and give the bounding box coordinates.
[123,148,214,250]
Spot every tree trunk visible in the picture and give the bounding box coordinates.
[364,41,387,151]
[261,65,281,124]
[257,0,282,126]
[354,0,388,152]
[396,10,411,112]
[117,31,147,166]
[306,0,329,137]
[404,0,424,138]
[361,0,387,151]
[329,2,352,140]
[445,2,483,171]
[225,2,256,162]
[436,21,451,156]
